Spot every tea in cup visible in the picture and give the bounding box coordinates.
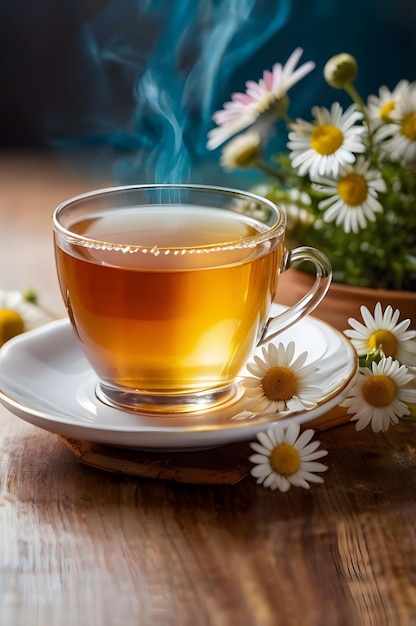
[53,184,331,414]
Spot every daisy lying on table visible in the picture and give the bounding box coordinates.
[242,303,416,491]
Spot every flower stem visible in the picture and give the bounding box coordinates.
[345,83,375,153]
[345,84,366,111]
[255,160,286,182]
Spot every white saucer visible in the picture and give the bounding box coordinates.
[0,305,358,450]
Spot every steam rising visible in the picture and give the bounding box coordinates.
[55,0,292,184]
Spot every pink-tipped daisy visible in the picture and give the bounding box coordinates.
[207,47,315,150]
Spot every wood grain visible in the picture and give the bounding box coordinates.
[1,418,416,625]
[1,155,416,626]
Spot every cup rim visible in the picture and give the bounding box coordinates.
[53,183,286,255]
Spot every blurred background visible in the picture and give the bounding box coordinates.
[0,0,415,188]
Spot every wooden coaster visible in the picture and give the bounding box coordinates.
[59,406,351,485]
[60,437,252,484]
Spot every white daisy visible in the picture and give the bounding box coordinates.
[287,102,366,178]
[220,131,262,171]
[0,289,51,347]
[315,157,386,234]
[366,80,410,129]
[207,47,315,150]
[374,83,416,164]
[341,356,416,432]
[249,423,328,491]
[241,341,323,413]
[344,302,416,367]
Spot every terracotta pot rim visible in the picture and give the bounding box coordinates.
[291,269,416,301]
[329,281,416,301]
[278,268,415,331]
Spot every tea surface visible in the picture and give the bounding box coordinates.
[55,207,283,392]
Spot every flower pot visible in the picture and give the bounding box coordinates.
[277,268,416,332]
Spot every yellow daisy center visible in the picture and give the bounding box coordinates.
[0,309,25,346]
[310,124,343,155]
[380,100,396,119]
[233,144,259,168]
[262,366,297,401]
[337,173,368,206]
[368,330,398,358]
[401,112,416,141]
[270,443,301,476]
[361,375,396,407]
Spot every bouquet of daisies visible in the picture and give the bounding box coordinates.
[207,49,416,291]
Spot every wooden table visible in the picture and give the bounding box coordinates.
[0,154,415,626]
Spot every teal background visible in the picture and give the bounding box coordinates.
[0,0,414,186]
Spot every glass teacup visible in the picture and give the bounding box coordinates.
[53,184,331,414]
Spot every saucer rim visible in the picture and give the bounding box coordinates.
[0,311,358,449]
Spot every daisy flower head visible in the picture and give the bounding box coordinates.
[249,423,328,491]
[344,302,416,367]
[0,289,51,347]
[241,341,323,414]
[366,80,410,130]
[341,356,416,432]
[315,156,386,234]
[207,47,315,150]
[287,102,366,178]
[373,83,416,164]
[220,131,262,171]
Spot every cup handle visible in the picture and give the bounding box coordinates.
[258,246,332,346]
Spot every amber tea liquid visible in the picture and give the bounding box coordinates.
[55,206,283,403]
